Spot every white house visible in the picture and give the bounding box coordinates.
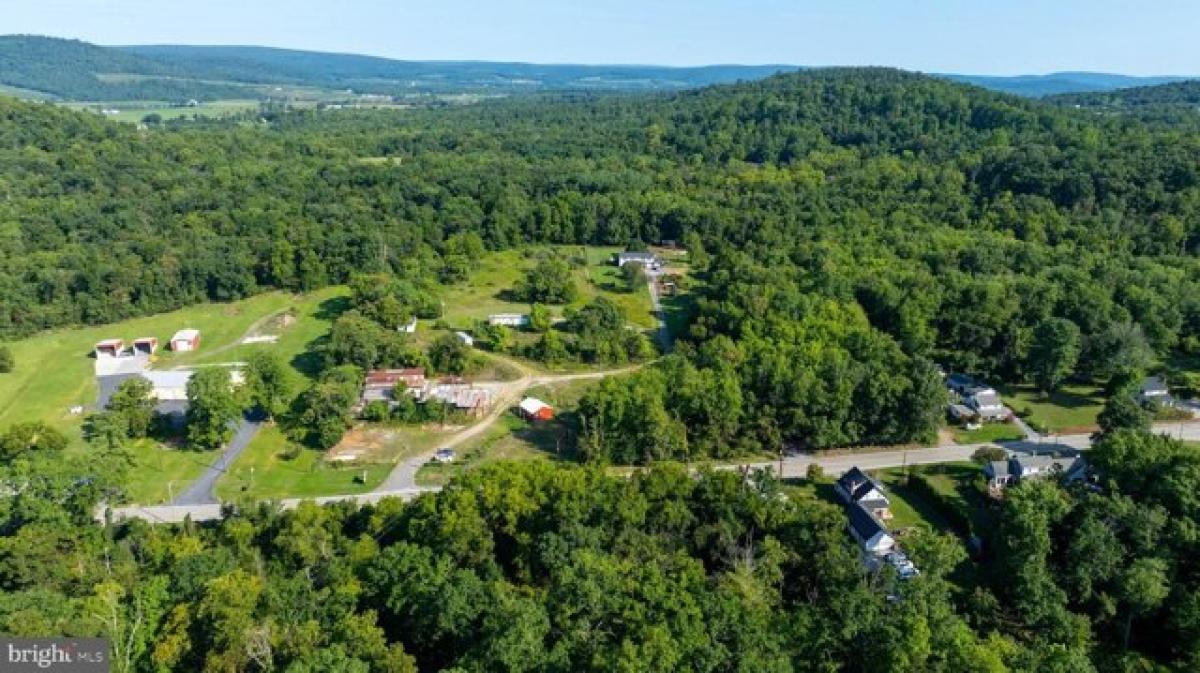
[848,502,895,555]
[966,387,1006,420]
[401,316,418,334]
[488,314,529,327]
[615,251,660,269]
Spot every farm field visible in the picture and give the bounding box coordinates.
[65,99,261,122]
[0,286,346,503]
[999,383,1106,433]
[438,245,658,330]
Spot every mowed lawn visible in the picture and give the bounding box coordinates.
[214,424,394,501]
[951,422,1026,444]
[999,383,1106,433]
[0,287,346,503]
[439,246,657,330]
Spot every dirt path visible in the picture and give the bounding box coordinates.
[373,354,639,492]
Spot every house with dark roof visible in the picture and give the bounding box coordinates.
[847,502,895,555]
[1137,376,1173,407]
[835,467,892,520]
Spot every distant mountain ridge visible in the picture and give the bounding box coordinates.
[1046,79,1200,108]
[943,71,1191,97]
[0,35,1194,101]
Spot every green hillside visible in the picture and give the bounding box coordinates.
[0,35,248,100]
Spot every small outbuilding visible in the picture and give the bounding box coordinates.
[455,331,475,347]
[519,397,555,421]
[94,339,125,359]
[170,329,201,352]
[132,337,158,355]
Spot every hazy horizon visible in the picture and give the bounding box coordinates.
[6,0,1200,77]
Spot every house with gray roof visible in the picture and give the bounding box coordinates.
[984,453,1088,492]
[1137,376,1174,407]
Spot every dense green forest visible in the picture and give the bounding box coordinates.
[5,67,1200,453]
[6,67,1200,668]
[1048,79,1200,109]
[4,425,1200,671]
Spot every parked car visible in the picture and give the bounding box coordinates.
[434,448,456,463]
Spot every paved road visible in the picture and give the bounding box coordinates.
[103,487,435,524]
[171,418,263,506]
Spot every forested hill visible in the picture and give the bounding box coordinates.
[0,35,248,100]
[119,44,801,93]
[944,71,1188,97]
[1048,79,1200,108]
[7,66,1200,670]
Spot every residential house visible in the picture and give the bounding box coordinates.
[985,453,1088,492]
[1137,376,1173,407]
[834,467,892,520]
[400,316,418,334]
[847,502,895,555]
[946,373,976,395]
[965,386,1006,421]
[170,329,201,352]
[519,397,555,421]
[983,460,1013,489]
[488,314,530,327]
[615,251,660,269]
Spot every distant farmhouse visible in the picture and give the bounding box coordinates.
[488,314,529,327]
[615,251,660,269]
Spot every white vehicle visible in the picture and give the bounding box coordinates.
[434,448,456,463]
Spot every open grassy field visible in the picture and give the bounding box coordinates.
[65,99,261,123]
[951,422,1026,444]
[213,424,393,501]
[438,245,657,330]
[1000,382,1106,433]
[0,286,346,503]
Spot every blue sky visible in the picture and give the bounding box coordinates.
[7,0,1199,75]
